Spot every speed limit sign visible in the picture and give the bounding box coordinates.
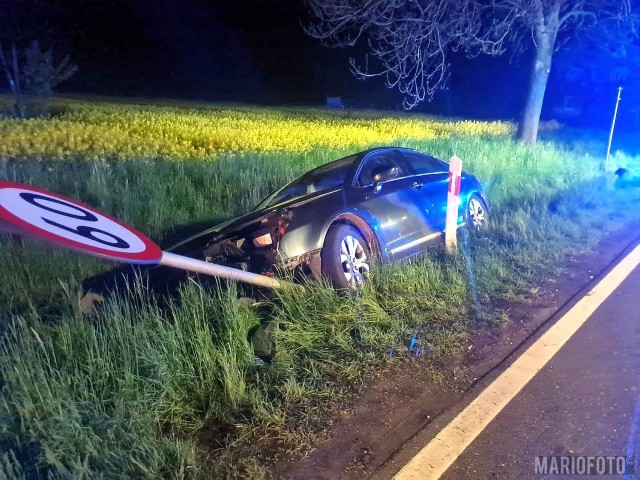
[0,181,162,264]
[0,181,286,289]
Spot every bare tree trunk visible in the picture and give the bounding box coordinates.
[516,45,552,144]
[516,0,560,145]
[0,44,25,118]
[10,45,25,118]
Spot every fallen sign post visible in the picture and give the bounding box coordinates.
[0,181,283,290]
[445,156,463,252]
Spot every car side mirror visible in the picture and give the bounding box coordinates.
[372,166,398,192]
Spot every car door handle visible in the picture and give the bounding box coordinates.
[413,181,423,189]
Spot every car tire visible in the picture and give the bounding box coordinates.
[321,224,372,290]
[465,194,489,230]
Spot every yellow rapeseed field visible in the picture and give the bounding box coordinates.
[0,100,512,161]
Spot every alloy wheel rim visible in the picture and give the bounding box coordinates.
[340,235,370,287]
[468,198,486,228]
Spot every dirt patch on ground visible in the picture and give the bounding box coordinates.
[275,220,640,480]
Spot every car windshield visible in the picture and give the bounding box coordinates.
[255,155,357,210]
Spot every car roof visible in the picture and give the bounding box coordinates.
[361,146,419,156]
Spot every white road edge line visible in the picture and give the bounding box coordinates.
[394,243,640,480]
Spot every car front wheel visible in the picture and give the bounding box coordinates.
[321,224,371,290]
[466,194,489,230]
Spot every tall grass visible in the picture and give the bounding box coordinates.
[0,281,277,478]
[0,136,593,311]
[1,100,638,478]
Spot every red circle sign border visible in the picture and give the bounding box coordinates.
[0,181,163,264]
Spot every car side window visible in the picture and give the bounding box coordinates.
[404,152,448,175]
[356,152,411,187]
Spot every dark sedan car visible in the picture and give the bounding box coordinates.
[83,147,488,298]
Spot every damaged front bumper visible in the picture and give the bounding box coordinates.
[200,208,325,280]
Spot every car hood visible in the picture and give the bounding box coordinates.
[167,187,341,254]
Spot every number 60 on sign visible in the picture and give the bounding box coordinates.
[0,181,162,264]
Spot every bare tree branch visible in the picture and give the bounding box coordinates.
[305,0,523,108]
[305,0,638,141]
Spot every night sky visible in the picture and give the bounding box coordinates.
[0,0,638,129]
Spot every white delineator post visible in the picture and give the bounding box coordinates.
[445,156,463,252]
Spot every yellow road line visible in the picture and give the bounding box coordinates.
[394,244,640,480]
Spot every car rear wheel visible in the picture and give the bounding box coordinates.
[321,224,371,290]
[466,194,488,230]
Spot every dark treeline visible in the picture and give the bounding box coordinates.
[0,0,637,131]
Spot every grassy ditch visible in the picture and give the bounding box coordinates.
[0,100,639,478]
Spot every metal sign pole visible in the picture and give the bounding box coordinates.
[160,251,282,289]
[602,86,622,172]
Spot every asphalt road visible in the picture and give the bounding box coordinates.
[428,263,640,479]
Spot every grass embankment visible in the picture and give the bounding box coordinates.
[0,99,638,479]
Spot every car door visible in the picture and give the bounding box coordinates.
[415,173,449,232]
[350,150,436,260]
[403,152,450,233]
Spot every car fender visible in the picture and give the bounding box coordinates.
[318,208,388,262]
[278,207,388,263]
[459,175,488,211]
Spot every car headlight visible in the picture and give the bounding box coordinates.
[253,232,273,247]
